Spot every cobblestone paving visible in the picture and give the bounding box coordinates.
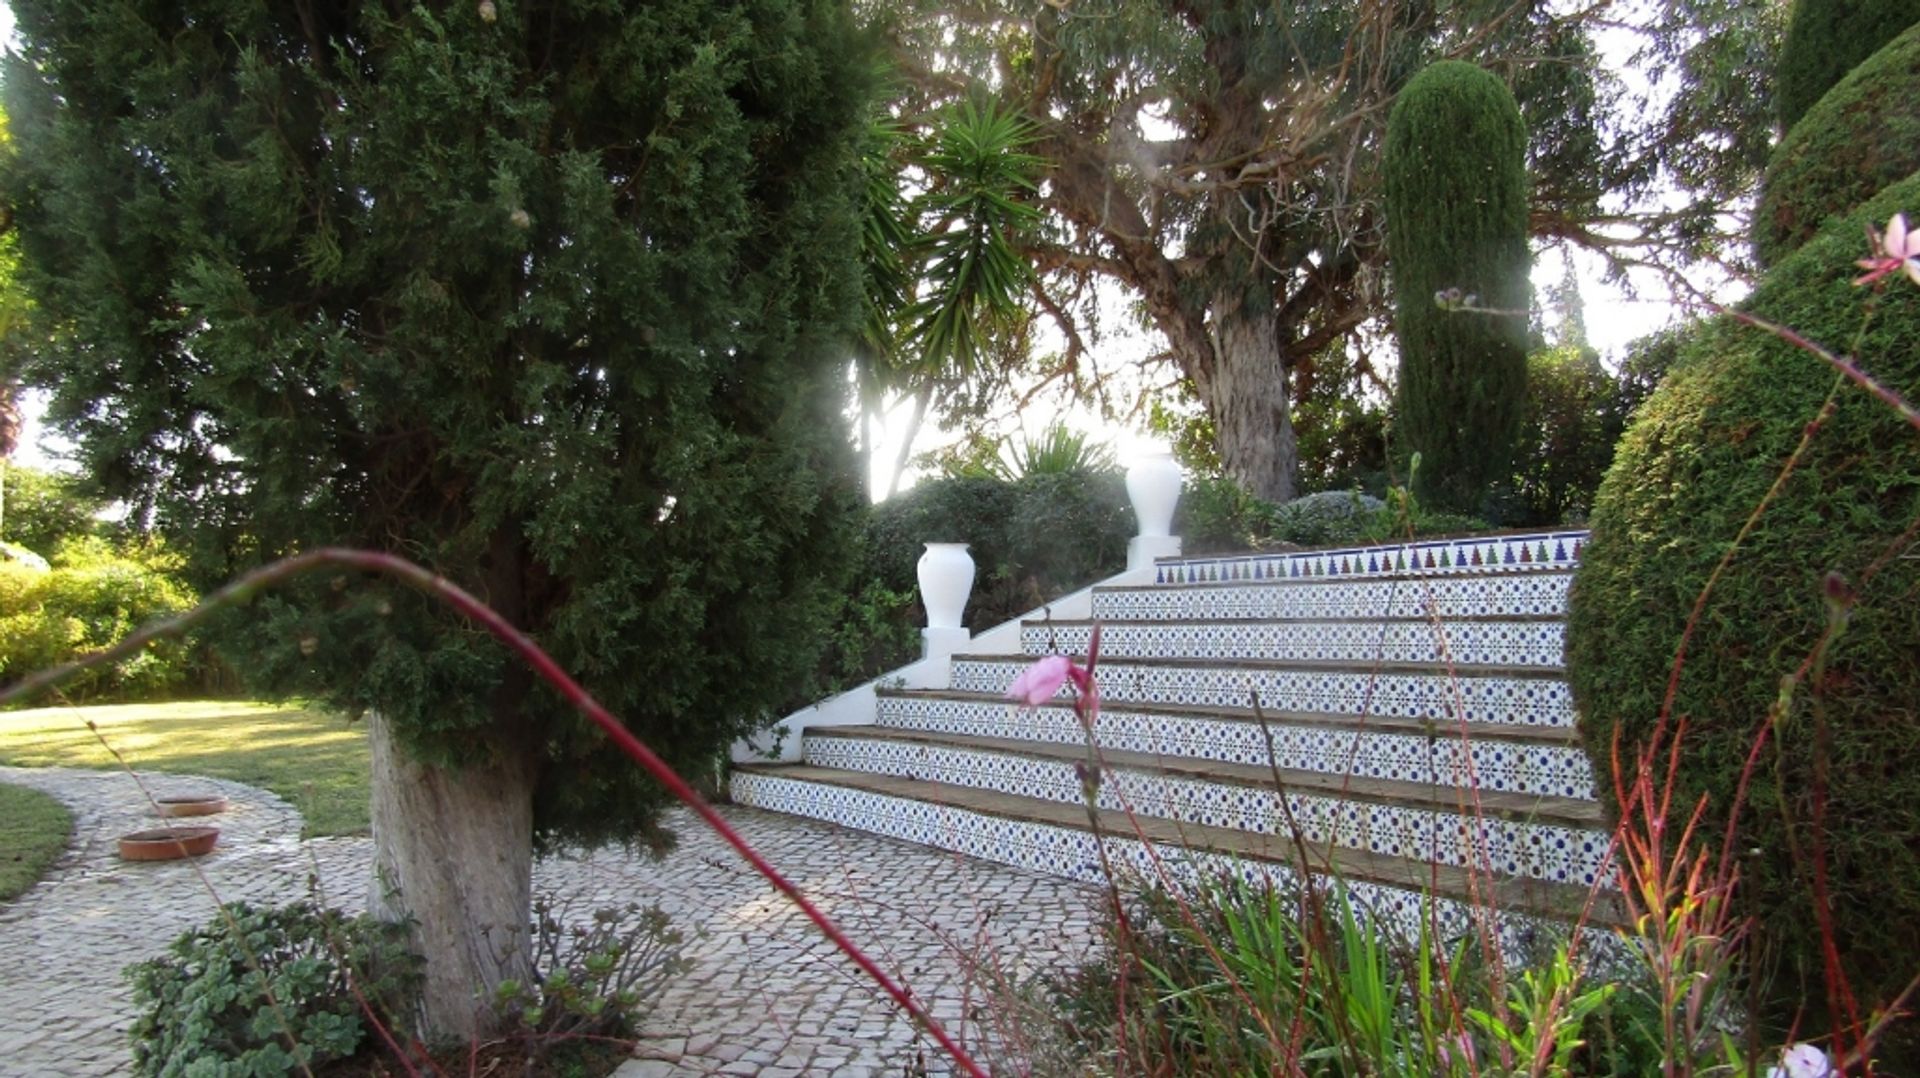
[0,767,1103,1077]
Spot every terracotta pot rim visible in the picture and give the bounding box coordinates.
[155,795,229,817]
[118,826,221,861]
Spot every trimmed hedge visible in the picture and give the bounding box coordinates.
[1755,23,1920,266]
[1774,0,1920,134]
[1568,175,1920,1060]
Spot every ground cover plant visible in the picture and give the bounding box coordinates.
[128,901,422,1078]
[0,780,71,901]
[0,701,371,836]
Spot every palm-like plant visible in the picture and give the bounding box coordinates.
[858,99,1044,497]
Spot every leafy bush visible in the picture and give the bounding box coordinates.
[0,465,104,555]
[1270,489,1390,546]
[493,895,692,1062]
[126,901,420,1077]
[0,536,199,702]
[1507,345,1634,526]
[863,471,1131,631]
[1178,477,1485,555]
[1568,174,1920,1062]
[1756,22,1920,266]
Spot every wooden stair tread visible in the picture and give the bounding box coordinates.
[952,652,1567,679]
[813,725,1602,826]
[735,763,1623,927]
[875,687,1582,745]
[1099,567,1575,594]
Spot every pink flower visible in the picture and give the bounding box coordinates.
[1854,213,1920,288]
[1007,654,1074,706]
[1766,1043,1832,1078]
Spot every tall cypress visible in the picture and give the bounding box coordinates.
[1775,0,1920,133]
[1384,60,1531,518]
[3,0,870,1038]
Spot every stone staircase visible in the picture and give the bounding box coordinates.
[732,530,1619,944]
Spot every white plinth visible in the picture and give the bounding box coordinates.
[1128,534,1182,572]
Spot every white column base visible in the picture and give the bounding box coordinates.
[1128,535,1182,572]
[920,626,970,687]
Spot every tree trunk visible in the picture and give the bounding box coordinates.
[1186,301,1298,505]
[367,709,537,1044]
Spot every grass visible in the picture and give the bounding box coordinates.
[0,700,371,836]
[0,783,74,902]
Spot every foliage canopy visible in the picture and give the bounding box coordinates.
[2,0,871,846]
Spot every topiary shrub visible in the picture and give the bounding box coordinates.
[1384,60,1532,518]
[1773,0,1920,135]
[1568,175,1920,1062]
[127,901,421,1077]
[1756,22,1920,266]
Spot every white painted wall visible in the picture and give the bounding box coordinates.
[730,557,1169,764]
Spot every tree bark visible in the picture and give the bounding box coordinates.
[367,709,537,1044]
[1182,298,1298,506]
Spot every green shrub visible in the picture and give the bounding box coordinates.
[127,901,421,1077]
[493,895,691,1066]
[1756,22,1920,266]
[1385,60,1532,517]
[1507,345,1634,526]
[1774,0,1920,134]
[1270,489,1389,546]
[1568,174,1920,1062]
[0,465,104,555]
[0,538,199,702]
[863,471,1131,629]
[1175,474,1286,554]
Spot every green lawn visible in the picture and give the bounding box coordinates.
[0,783,74,902]
[0,700,371,836]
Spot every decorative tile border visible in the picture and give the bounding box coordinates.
[951,658,1577,728]
[1154,531,1587,586]
[1093,571,1572,622]
[730,772,1619,962]
[1023,619,1565,669]
[805,735,1610,886]
[875,696,1597,798]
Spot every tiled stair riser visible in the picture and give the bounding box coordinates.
[804,736,1611,887]
[730,772,1601,961]
[1152,531,1587,586]
[875,696,1596,799]
[1023,620,1566,669]
[1092,572,1571,622]
[950,658,1576,729]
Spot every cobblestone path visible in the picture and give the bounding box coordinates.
[0,766,1102,1077]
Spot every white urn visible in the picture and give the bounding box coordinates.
[1126,451,1184,539]
[916,542,975,630]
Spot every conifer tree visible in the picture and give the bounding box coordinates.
[1384,61,1532,517]
[2,0,870,1038]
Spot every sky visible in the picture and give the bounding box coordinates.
[0,3,1723,488]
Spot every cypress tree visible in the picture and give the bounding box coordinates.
[3,0,870,1038]
[1384,61,1532,517]
[1775,0,1920,133]
[1757,21,1920,266]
